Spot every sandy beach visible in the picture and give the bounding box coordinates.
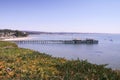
[3,36,31,41]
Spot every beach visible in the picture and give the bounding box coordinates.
[3,36,31,41]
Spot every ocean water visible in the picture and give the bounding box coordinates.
[18,33,120,69]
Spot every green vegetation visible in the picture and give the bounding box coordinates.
[14,30,28,37]
[0,41,120,80]
[0,29,28,38]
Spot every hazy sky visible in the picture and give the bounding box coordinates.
[0,0,120,33]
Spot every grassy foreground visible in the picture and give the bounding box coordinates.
[0,41,120,80]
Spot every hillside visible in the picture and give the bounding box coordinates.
[0,41,120,80]
[0,29,28,39]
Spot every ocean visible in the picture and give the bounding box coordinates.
[18,33,120,69]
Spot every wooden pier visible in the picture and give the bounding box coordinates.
[7,39,98,44]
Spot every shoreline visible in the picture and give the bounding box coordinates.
[2,36,31,41]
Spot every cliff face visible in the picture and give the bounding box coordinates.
[0,29,28,38]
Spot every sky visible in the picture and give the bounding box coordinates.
[0,0,120,33]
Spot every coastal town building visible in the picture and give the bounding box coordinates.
[0,29,28,40]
